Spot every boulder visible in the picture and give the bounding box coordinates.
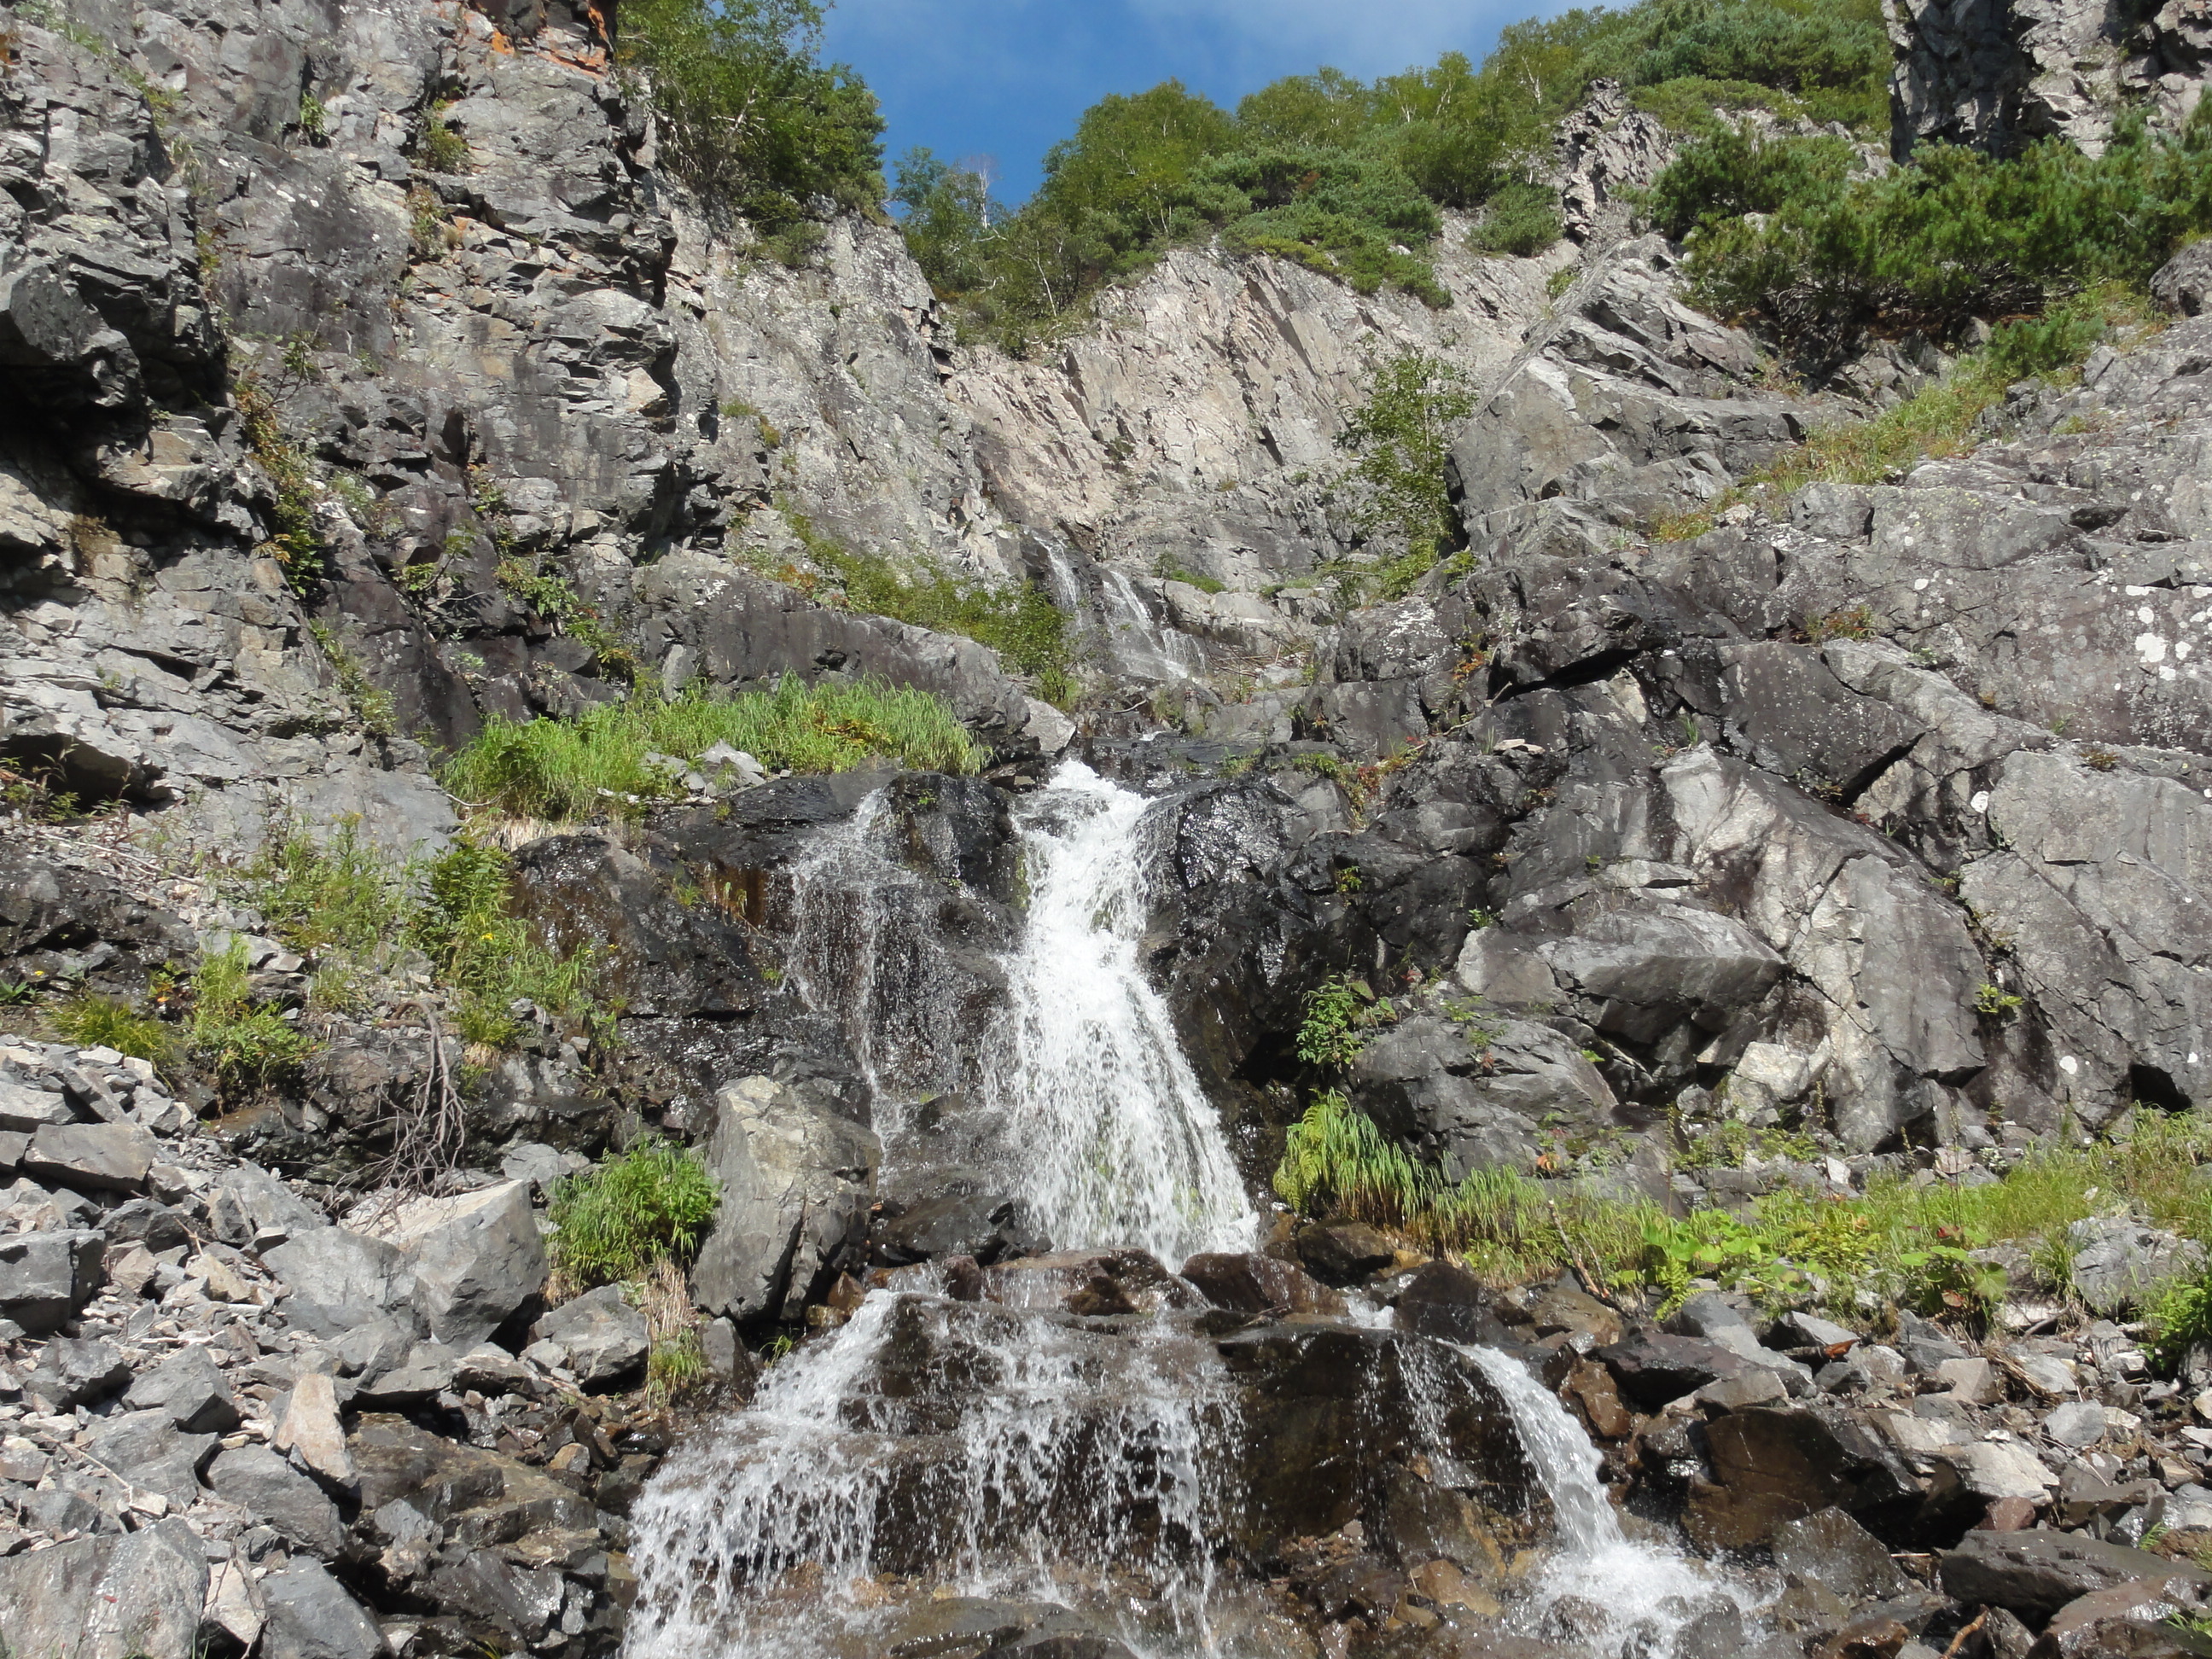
[1290,1221,1397,1287]
[120,1343,240,1433]
[205,1445,346,1557]
[20,1122,156,1191]
[259,1559,388,1659]
[264,1227,418,1337]
[1595,1331,1761,1410]
[1393,1259,1513,1346]
[690,1074,880,1323]
[1770,1506,1911,1603]
[1686,1406,1920,1550]
[0,1230,103,1344]
[981,1250,1200,1317]
[208,1161,324,1248]
[2067,1218,2204,1315]
[525,1284,647,1390]
[1941,1529,2212,1621]
[372,1179,547,1347]
[875,1190,1045,1266]
[26,1336,131,1408]
[80,1410,217,1505]
[0,1516,208,1659]
[1181,1252,1347,1318]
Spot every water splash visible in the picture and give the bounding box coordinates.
[624,1290,1238,1659]
[989,762,1257,1260]
[1465,1345,1757,1649]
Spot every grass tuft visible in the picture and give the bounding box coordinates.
[441,675,986,823]
[548,1138,719,1293]
[51,995,175,1067]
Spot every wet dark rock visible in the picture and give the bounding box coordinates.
[1291,1221,1399,1286]
[1183,1251,1348,1318]
[1685,1406,1919,1551]
[981,1249,1202,1316]
[1394,1260,1513,1346]
[1596,1332,1761,1410]
[1772,1507,1912,1604]
[876,1188,1047,1267]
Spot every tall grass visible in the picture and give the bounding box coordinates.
[1277,1090,2212,1323]
[548,1138,720,1292]
[442,675,985,822]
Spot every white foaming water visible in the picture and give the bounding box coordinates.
[1465,1345,1755,1649]
[988,762,1257,1260]
[624,1288,1237,1659]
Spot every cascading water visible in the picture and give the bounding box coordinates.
[987,763,1256,1260]
[624,760,1758,1659]
[1466,1346,1756,1650]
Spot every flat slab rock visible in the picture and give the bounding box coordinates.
[1941,1527,2212,1620]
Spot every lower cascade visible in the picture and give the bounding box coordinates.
[624,764,1761,1659]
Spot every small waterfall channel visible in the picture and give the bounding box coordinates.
[625,764,1753,1659]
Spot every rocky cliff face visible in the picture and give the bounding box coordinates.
[10,0,2212,1653]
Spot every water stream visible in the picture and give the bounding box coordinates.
[626,762,1750,1659]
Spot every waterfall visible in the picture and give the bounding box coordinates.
[623,1289,1238,1659]
[783,790,969,1112]
[988,763,1257,1260]
[1465,1346,1754,1649]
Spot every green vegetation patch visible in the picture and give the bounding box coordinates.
[617,0,882,230]
[52,994,175,1068]
[1331,351,1478,602]
[889,0,1888,348]
[1278,1091,2212,1329]
[1662,108,2212,346]
[548,1137,719,1289]
[441,675,985,823]
[191,938,317,1089]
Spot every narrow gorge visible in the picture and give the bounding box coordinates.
[6,0,2212,1656]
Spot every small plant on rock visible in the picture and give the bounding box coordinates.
[52,994,173,1066]
[1973,982,2024,1019]
[190,938,317,1089]
[1295,974,1394,1069]
[548,1138,719,1292]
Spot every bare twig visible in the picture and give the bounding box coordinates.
[357,998,466,1224]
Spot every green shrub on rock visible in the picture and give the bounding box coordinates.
[549,1138,719,1289]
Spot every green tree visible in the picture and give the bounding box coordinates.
[893,147,995,294]
[618,0,882,227]
[1336,352,1478,569]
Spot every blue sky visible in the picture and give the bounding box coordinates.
[821,0,1559,204]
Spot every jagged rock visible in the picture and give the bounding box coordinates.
[0,1516,208,1659]
[876,1189,1046,1267]
[526,1284,648,1390]
[371,1179,546,1348]
[26,1336,131,1409]
[206,1445,346,1557]
[0,1229,104,1333]
[20,1122,156,1191]
[690,1074,880,1324]
[264,1228,419,1338]
[1941,1529,2212,1620]
[2154,241,2212,318]
[1597,1332,1766,1410]
[259,1559,388,1659]
[275,1371,357,1488]
[2066,1219,2205,1315]
[121,1343,241,1433]
[0,1078,74,1132]
[2031,1577,2212,1658]
[80,1410,217,1506]
[208,1161,324,1248]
